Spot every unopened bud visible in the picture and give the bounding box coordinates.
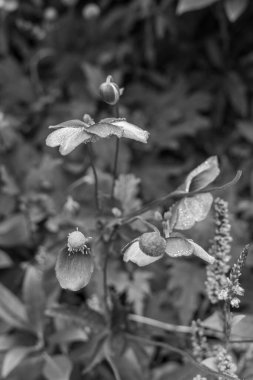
[99,76,121,105]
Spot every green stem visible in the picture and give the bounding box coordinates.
[223,300,232,348]
[111,104,120,199]
[87,144,100,210]
[106,355,121,380]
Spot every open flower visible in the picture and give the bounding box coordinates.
[123,231,215,267]
[171,156,220,230]
[55,230,94,291]
[46,114,149,155]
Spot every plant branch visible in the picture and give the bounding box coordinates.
[87,144,100,210]
[111,104,120,199]
[126,334,238,380]
[119,171,242,225]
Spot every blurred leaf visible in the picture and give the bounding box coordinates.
[49,327,88,344]
[82,62,104,99]
[0,214,30,247]
[237,120,253,143]
[43,355,72,380]
[0,166,19,195]
[0,283,29,330]
[114,174,141,214]
[2,346,33,378]
[167,261,206,324]
[224,0,248,22]
[22,265,46,337]
[176,0,219,14]
[0,335,19,351]
[0,250,12,268]
[231,314,253,339]
[201,357,218,371]
[226,72,247,117]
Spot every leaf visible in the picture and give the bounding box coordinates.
[231,314,253,339]
[0,214,30,247]
[167,261,206,324]
[81,62,105,99]
[176,0,219,14]
[43,355,72,380]
[127,271,153,314]
[114,174,142,214]
[0,250,12,268]
[202,311,223,332]
[201,357,218,371]
[226,71,247,116]
[224,0,248,22]
[0,283,29,330]
[0,166,19,195]
[22,265,46,337]
[2,346,33,377]
[49,327,88,344]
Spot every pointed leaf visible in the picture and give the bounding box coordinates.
[201,357,218,371]
[0,283,29,330]
[43,355,72,380]
[0,250,12,268]
[23,265,46,336]
[2,346,33,377]
[224,0,248,22]
[176,0,219,14]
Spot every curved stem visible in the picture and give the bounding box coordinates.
[87,144,100,210]
[106,355,121,380]
[111,104,120,199]
[128,216,160,233]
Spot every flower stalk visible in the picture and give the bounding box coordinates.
[87,144,100,211]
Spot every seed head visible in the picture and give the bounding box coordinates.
[139,232,166,257]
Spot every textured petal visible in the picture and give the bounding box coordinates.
[123,241,162,266]
[55,247,94,291]
[189,240,215,264]
[86,122,123,138]
[165,237,194,257]
[46,128,92,155]
[49,120,87,129]
[184,156,220,192]
[172,193,213,230]
[111,121,149,143]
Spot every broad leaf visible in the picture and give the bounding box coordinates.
[185,156,220,192]
[2,346,33,377]
[0,214,30,247]
[114,174,142,214]
[22,265,46,337]
[176,0,219,14]
[0,283,29,330]
[0,250,12,268]
[43,355,72,380]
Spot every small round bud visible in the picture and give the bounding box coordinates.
[82,3,100,19]
[139,232,166,257]
[99,76,121,105]
[67,230,91,253]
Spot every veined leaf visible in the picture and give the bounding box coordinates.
[0,283,29,330]
[22,265,46,337]
[2,346,33,377]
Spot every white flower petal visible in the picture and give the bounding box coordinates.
[46,128,92,155]
[123,241,162,266]
[189,240,215,264]
[165,237,194,257]
[49,120,87,129]
[111,121,149,143]
[87,122,123,138]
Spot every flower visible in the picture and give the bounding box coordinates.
[99,75,121,105]
[171,156,220,230]
[55,230,94,291]
[46,114,149,155]
[123,231,215,267]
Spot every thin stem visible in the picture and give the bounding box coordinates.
[103,252,109,319]
[223,300,232,348]
[128,216,160,233]
[87,144,100,210]
[106,355,122,380]
[126,334,237,380]
[111,104,120,199]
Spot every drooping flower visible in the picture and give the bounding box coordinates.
[170,156,220,230]
[55,230,94,291]
[123,231,215,267]
[46,114,149,155]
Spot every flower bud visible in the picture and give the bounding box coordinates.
[99,76,121,105]
[82,3,100,19]
[55,246,94,291]
[139,232,166,257]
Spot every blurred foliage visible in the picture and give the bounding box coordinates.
[1,0,253,379]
